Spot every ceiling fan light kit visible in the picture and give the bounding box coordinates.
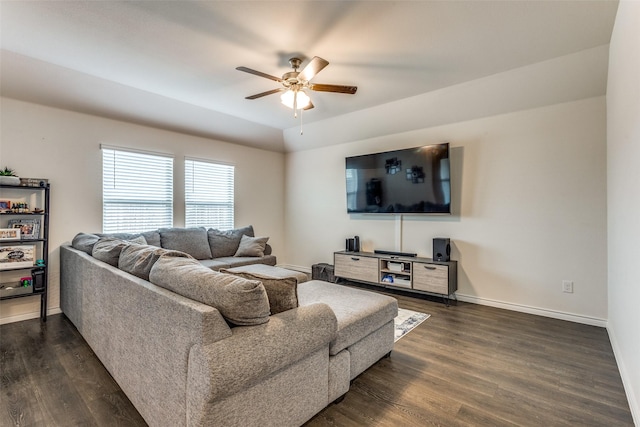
[236,56,357,118]
[280,89,311,110]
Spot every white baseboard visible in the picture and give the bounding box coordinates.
[455,293,607,327]
[0,307,62,325]
[607,324,640,426]
[281,265,608,328]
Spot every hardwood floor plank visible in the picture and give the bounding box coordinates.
[454,404,521,427]
[305,287,633,426]
[1,335,47,427]
[84,390,147,427]
[0,287,634,427]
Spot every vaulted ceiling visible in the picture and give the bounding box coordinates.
[0,1,618,152]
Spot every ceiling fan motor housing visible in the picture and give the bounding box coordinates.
[289,57,303,70]
[282,71,301,87]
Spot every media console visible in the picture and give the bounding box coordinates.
[333,251,457,302]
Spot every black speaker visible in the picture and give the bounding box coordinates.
[32,269,45,292]
[346,238,355,252]
[433,238,451,262]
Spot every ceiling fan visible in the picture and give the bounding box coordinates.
[236,56,357,116]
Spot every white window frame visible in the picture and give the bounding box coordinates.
[185,157,234,230]
[102,145,174,233]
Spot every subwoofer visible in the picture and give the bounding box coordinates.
[433,238,451,262]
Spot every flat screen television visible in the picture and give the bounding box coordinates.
[345,143,451,214]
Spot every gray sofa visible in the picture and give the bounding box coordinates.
[60,227,398,427]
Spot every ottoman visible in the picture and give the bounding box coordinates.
[297,280,398,401]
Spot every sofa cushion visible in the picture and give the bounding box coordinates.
[224,264,309,283]
[198,259,232,271]
[96,231,161,247]
[207,225,254,258]
[149,256,270,326]
[128,235,147,245]
[71,232,100,255]
[213,255,277,269]
[118,244,193,281]
[234,235,269,257]
[159,227,212,260]
[140,230,161,247]
[92,237,131,266]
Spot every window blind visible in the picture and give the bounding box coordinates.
[102,147,173,233]
[185,158,234,230]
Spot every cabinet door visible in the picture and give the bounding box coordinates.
[334,253,379,283]
[413,263,449,294]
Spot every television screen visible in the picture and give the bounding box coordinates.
[345,143,451,214]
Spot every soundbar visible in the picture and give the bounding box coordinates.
[374,249,417,257]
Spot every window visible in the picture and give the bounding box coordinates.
[185,158,234,229]
[102,146,173,233]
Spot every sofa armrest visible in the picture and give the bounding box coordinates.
[187,303,337,405]
[61,244,234,427]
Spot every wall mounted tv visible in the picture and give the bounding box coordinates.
[345,143,451,214]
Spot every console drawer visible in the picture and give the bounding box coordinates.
[334,253,379,283]
[412,263,449,294]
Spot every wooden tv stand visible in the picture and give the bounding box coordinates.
[333,251,457,301]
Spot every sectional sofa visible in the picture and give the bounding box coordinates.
[60,226,398,426]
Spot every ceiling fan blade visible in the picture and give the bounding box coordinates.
[298,56,329,82]
[236,66,283,82]
[245,88,285,100]
[310,83,358,94]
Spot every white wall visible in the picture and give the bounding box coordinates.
[283,45,609,152]
[607,0,640,422]
[0,98,285,323]
[285,97,608,324]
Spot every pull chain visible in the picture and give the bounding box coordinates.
[300,107,304,135]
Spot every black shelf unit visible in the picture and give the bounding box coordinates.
[0,183,50,321]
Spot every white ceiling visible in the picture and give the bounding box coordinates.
[0,1,618,152]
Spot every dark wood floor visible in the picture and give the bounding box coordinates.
[1,288,633,427]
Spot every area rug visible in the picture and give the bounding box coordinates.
[394,308,430,342]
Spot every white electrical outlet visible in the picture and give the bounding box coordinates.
[562,280,574,293]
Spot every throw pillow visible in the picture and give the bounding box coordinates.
[207,225,254,258]
[92,238,130,266]
[71,232,100,255]
[234,235,269,257]
[118,244,192,281]
[149,256,270,326]
[128,235,147,245]
[222,270,298,315]
[159,227,213,260]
